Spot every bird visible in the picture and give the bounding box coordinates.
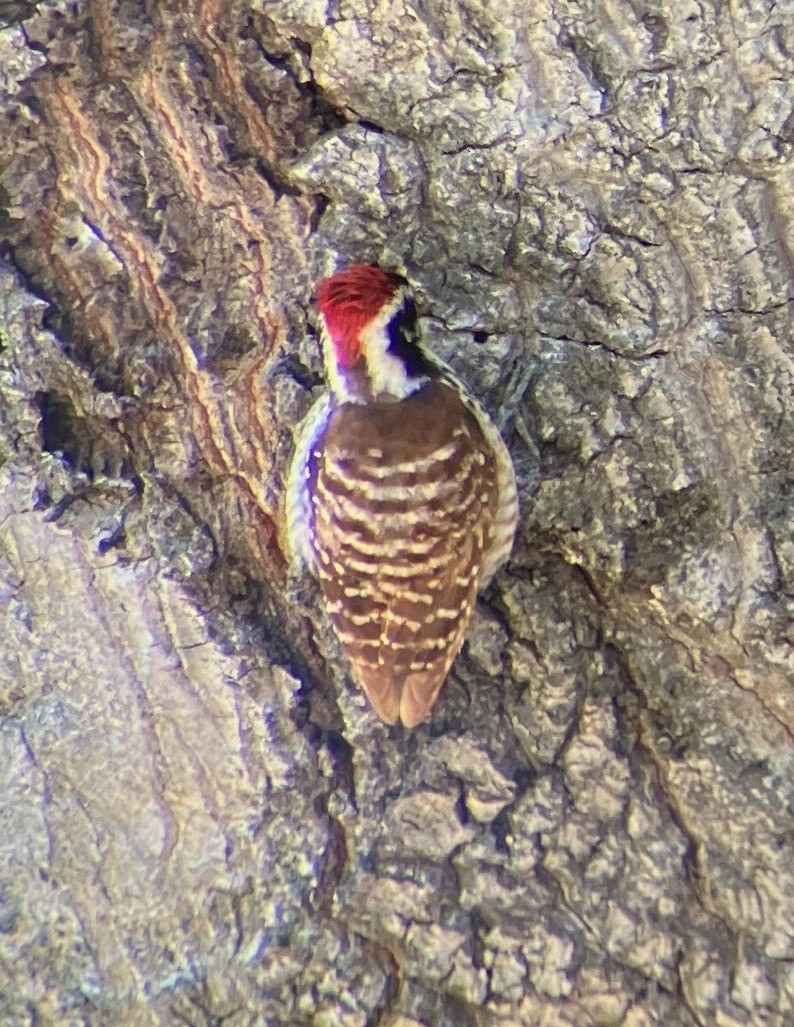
[286,264,518,727]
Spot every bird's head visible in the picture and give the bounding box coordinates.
[316,264,434,401]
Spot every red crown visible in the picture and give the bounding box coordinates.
[316,264,401,368]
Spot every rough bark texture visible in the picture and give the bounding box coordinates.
[0,1,792,1025]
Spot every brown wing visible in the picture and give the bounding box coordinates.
[310,380,498,726]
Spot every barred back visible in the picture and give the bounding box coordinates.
[308,379,499,726]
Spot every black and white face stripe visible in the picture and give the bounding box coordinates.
[323,285,438,402]
[384,297,435,380]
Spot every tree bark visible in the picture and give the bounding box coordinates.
[0,1,792,1024]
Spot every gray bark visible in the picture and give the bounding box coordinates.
[0,1,792,1024]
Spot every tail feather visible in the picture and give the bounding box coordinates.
[354,666,401,725]
[399,671,447,728]
[352,662,450,728]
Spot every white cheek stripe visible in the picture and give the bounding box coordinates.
[321,323,351,400]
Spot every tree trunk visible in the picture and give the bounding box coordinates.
[1,1,792,1024]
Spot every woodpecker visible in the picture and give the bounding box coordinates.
[286,264,518,727]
